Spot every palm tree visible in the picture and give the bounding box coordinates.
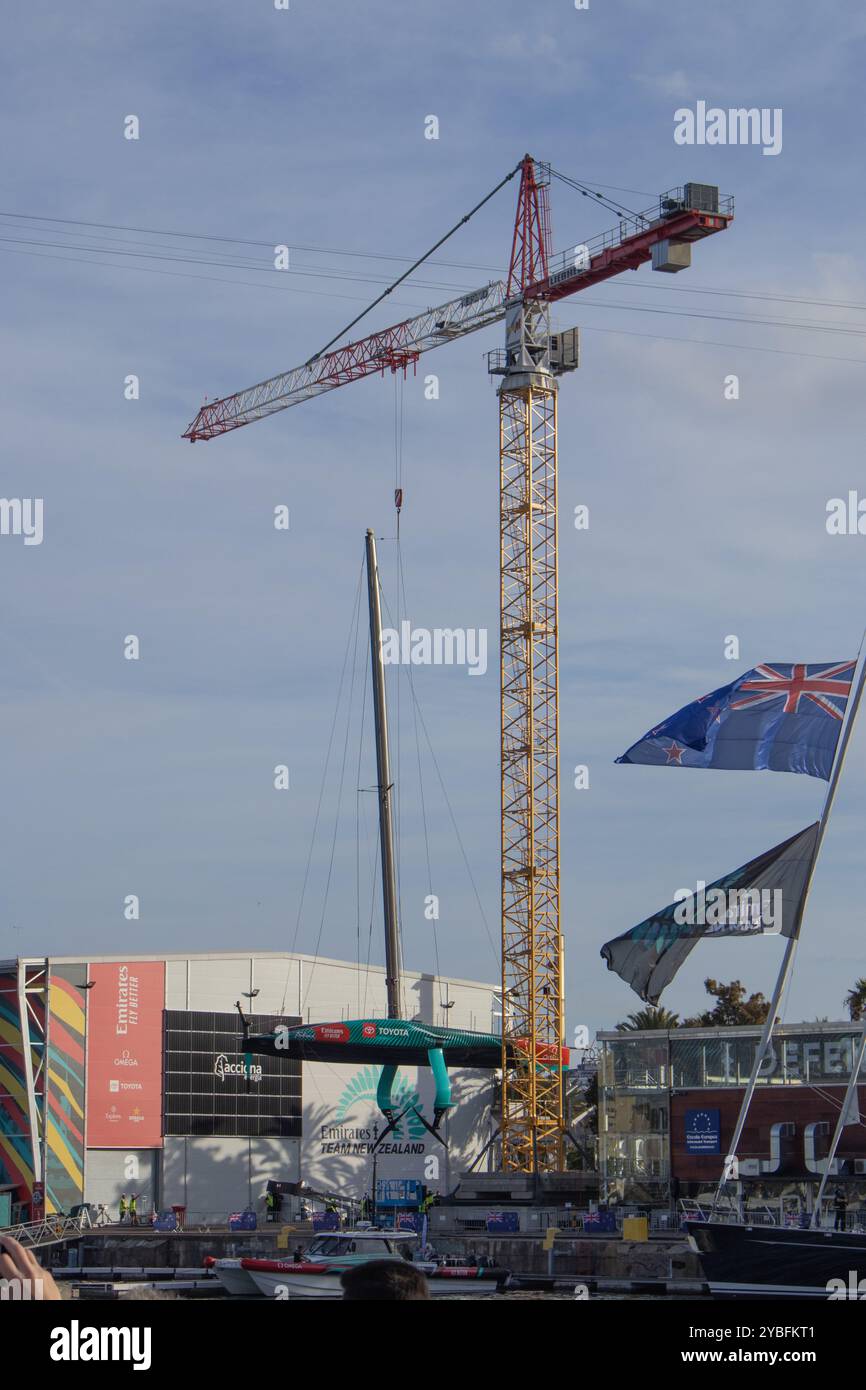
[616,1005,679,1032]
[844,978,866,1022]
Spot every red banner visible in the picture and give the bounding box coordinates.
[86,962,165,1148]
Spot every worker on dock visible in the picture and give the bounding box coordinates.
[118,1193,128,1224]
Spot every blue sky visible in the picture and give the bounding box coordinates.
[2,0,866,1038]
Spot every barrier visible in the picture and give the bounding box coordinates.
[1,1210,92,1249]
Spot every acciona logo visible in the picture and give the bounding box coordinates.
[214,1053,262,1084]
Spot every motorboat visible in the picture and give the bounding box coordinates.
[211,1229,508,1299]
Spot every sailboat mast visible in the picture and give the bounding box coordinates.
[810,1020,866,1227]
[365,528,403,1020]
[713,648,866,1211]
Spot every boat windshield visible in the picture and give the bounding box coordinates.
[307,1237,345,1256]
[307,1234,415,1257]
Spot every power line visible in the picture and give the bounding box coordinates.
[580,322,866,366]
[5,207,866,319]
[602,277,866,315]
[0,231,473,295]
[0,209,498,272]
[7,227,866,340]
[2,232,865,367]
[577,296,866,339]
[5,228,866,343]
[0,242,412,306]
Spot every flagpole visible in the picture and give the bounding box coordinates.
[810,1019,866,1229]
[712,643,866,1215]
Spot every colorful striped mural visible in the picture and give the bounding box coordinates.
[0,971,36,1209]
[45,967,86,1214]
[0,966,86,1217]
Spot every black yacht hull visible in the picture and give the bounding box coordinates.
[687,1220,866,1299]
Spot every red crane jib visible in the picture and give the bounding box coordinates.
[186,324,424,441]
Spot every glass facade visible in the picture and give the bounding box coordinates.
[598,1035,670,1200]
[598,1024,864,1203]
[670,1033,860,1089]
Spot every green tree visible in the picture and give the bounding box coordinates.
[844,978,866,1022]
[616,1005,680,1032]
[683,978,770,1027]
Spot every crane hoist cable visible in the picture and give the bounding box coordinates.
[394,372,404,540]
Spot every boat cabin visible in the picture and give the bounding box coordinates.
[306,1231,418,1260]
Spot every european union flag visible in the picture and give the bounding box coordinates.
[616,662,855,781]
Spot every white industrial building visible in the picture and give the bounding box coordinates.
[0,951,497,1225]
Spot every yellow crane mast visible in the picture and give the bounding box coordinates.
[184,157,734,1174]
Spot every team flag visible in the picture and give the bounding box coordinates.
[600,822,819,1004]
[616,662,856,781]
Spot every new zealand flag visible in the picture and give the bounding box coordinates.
[616,662,855,781]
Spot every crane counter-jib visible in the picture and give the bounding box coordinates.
[531,186,734,301]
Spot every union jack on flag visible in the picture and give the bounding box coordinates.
[617,659,857,781]
[730,662,855,721]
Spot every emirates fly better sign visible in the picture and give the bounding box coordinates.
[85,962,166,1148]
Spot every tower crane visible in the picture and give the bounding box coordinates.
[184,157,733,1172]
